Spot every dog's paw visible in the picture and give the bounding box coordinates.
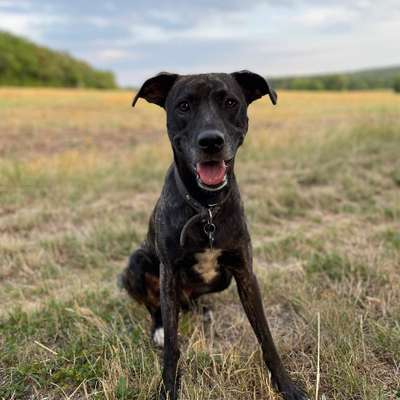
[272,375,309,400]
[153,327,164,347]
[157,380,179,400]
[202,307,213,323]
[280,383,309,400]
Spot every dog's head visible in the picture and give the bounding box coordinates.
[133,71,277,192]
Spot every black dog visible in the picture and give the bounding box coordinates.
[119,71,308,400]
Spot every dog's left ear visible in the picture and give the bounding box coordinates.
[132,72,180,108]
[231,70,277,106]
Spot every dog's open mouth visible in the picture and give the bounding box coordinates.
[195,160,228,191]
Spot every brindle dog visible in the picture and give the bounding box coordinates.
[119,71,308,400]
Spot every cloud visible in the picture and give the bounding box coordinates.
[0,1,66,40]
[92,49,134,63]
[0,10,64,41]
[292,6,358,29]
[85,16,113,28]
[0,0,32,10]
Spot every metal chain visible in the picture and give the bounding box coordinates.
[203,208,216,248]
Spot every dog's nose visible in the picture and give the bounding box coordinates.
[197,130,225,153]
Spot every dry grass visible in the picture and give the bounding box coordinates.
[0,88,399,399]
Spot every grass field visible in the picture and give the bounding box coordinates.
[0,88,399,400]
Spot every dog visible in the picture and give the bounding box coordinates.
[119,71,308,400]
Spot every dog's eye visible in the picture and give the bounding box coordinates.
[225,98,238,108]
[177,101,190,112]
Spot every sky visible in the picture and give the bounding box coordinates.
[0,0,399,86]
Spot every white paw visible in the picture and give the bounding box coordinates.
[153,327,164,347]
[203,309,214,322]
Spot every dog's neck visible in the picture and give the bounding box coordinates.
[173,156,235,208]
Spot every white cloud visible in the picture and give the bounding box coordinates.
[93,48,132,62]
[129,24,169,43]
[86,16,112,28]
[0,10,65,40]
[0,0,32,10]
[292,6,358,28]
[128,4,278,43]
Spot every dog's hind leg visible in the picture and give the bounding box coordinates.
[118,247,156,299]
[118,247,164,346]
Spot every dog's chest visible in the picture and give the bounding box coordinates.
[191,249,222,283]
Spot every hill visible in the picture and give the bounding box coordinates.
[271,65,400,91]
[0,31,117,89]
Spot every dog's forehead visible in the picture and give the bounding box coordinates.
[171,73,236,98]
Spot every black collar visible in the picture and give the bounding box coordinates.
[173,165,232,248]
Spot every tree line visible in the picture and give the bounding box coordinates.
[0,31,116,89]
[271,68,400,93]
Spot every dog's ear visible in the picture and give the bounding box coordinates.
[231,70,277,106]
[132,72,179,108]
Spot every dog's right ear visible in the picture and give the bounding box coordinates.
[132,72,179,108]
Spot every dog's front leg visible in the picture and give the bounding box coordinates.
[232,262,308,400]
[159,262,180,400]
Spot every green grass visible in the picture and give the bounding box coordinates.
[1,90,400,399]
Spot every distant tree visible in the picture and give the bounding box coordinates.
[289,78,309,90]
[288,78,325,91]
[393,76,400,93]
[271,66,400,92]
[322,74,348,91]
[307,79,325,91]
[347,77,369,90]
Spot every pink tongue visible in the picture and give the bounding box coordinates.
[196,161,226,186]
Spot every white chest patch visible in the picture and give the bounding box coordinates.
[193,249,222,283]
